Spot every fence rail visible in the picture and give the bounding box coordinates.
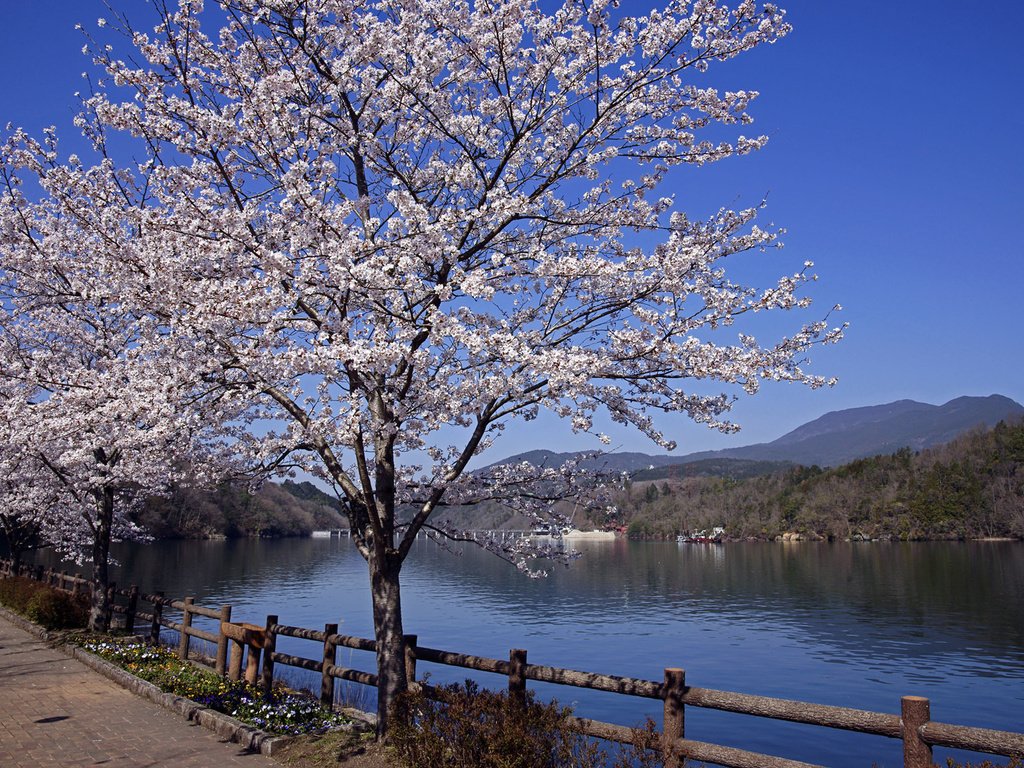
[3,556,1023,768]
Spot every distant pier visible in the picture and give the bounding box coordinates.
[309,528,536,542]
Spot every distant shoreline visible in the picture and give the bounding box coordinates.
[629,533,1022,543]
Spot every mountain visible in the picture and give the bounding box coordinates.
[487,395,1024,475]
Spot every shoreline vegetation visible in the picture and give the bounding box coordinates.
[615,418,1024,543]
[97,418,1022,546]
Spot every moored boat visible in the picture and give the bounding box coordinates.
[678,526,725,543]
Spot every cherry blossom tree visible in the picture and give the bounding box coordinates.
[0,420,58,573]
[64,0,842,729]
[0,135,210,630]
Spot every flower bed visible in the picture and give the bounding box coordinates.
[80,637,349,736]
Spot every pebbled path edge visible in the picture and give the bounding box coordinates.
[0,605,294,756]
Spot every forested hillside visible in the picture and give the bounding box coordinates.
[126,420,1023,541]
[135,480,345,539]
[621,420,1024,540]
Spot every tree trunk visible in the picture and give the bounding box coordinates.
[88,487,114,632]
[1,515,35,575]
[369,551,407,739]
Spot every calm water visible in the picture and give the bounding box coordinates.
[84,539,1024,766]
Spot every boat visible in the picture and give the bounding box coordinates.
[678,527,725,544]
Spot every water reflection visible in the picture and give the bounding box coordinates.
[40,537,1024,768]
[406,540,1024,664]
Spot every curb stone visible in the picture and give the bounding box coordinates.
[0,604,300,756]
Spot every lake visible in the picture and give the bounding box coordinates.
[90,538,1024,766]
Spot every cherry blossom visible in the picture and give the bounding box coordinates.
[5,0,843,730]
[0,135,215,629]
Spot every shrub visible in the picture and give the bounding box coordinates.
[0,576,89,630]
[610,718,671,768]
[389,682,706,768]
[390,680,605,768]
[25,587,89,630]
[0,576,41,613]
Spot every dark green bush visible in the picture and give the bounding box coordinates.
[0,576,45,613]
[25,587,89,630]
[0,575,89,630]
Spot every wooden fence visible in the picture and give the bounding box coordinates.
[2,557,1023,768]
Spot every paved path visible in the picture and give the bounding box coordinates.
[0,614,279,767]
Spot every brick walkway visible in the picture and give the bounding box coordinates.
[0,614,279,767]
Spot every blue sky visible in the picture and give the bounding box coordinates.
[2,1,1022,461]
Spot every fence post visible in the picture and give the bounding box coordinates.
[149,591,164,645]
[261,614,278,698]
[245,631,262,685]
[509,648,528,705]
[215,605,232,676]
[125,585,139,634]
[662,668,686,768]
[228,638,244,681]
[404,634,418,685]
[902,696,932,768]
[321,623,339,707]
[105,582,117,631]
[178,597,194,661]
